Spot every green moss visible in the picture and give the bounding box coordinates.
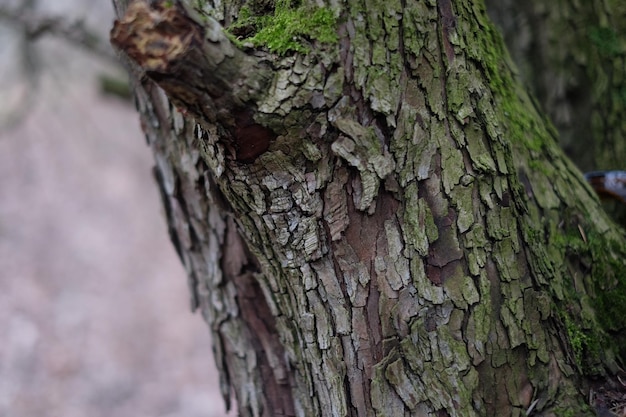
[563,315,591,368]
[555,280,607,375]
[545,219,623,374]
[589,27,622,57]
[227,0,338,55]
[467,16,548,153]
[588,231,626,333]
[553,407,575,417]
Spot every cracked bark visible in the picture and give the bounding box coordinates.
[111,0,626,416]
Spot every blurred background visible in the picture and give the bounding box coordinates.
[0,1,229,416]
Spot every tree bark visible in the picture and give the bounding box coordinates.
[111,0,626,416]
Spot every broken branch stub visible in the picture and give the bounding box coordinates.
[110,0,275,162]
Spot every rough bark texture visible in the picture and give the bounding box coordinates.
[111,0,626,416]
[486,0,626,173]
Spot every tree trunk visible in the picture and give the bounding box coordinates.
[110,0,626,416]
[485,0,626,173]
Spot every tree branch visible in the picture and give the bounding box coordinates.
[110,0,276,162]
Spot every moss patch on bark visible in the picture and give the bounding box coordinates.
[227,0,338,55]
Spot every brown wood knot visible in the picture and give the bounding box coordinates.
[110,0,201,73]
[585,171,626,205]
[233,109,275,163]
